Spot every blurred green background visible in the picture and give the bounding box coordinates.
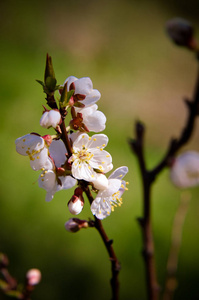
[0,0,199,299]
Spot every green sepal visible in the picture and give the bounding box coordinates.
[60,83,74,107]
[36,79,45,87]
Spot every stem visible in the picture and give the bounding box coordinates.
[131,123,160,300]
[82,182,120,300]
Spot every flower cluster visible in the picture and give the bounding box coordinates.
[15,59,128,224]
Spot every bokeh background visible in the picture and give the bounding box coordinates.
[0,0,199,299]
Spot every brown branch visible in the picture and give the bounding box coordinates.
[162,191,191,300]
[82,182,120,300]
[130,123,160,300]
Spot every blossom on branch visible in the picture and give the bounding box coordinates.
[69,133,113,181]
[40,109,61,129]
[15,133,53,171]
[38,139,77,201]
[170,151,199,188]
[91,166,129,219]
[68,187,84,215]
[72,104,106,132]
[64,76,101,107]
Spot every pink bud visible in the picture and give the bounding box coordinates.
[68,188,84,215]
[65,218,89,232]
[26,269,41,286]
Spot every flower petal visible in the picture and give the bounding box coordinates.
[108,166,129,180]
[15,134,44,156]
[49,140,67,168]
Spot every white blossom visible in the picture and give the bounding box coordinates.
[91,166,128,219]
[74,104,106,132]
[38,139,77,201]
[170,151,199,188]
[69,133,113,181]
[40,110,61,129]
[65,76,101,107]
[15,134,53,171]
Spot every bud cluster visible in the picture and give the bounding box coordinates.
[15,54,129,227]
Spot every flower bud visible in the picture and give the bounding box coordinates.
[166,18,195,49]
[26,269,41,286]
[68,188,84,215]
[170,151,199,188]
[40,110,61,129]
[65,218,89,233]
[44,54,57,92]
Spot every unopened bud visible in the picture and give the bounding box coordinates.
[65,218,89,233]
[44,54,57,92]
[26,269,41,286]
[68,188,84,215]
[40,110,61,129]
[166,18,195,49]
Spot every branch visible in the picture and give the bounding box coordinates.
[129,123,160,300]
[82,182,120,300]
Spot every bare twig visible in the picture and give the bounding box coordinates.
[82,182,120,300]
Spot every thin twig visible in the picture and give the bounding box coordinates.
[82,182,120,300]
[162,191,191,300]
[130,122,160,300]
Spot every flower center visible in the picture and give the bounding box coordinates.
[72,146,94,164]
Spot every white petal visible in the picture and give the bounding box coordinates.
[40,110,61,129]
[83,110,106,132]
[30,148,53,171]
[72,160,95,181]
[82,89,101,106]
[91,173,109,190]
[38,170,56,192]
[74,77,93,95]
[100,179,122,197]
[49,140,67,167]
[15,134,44,156]
[88,134,108,149]
[91,196,111,219]
[68,199,83,215]
[89,149,112,171]
[72,133,90,149]
[58,176,77,190]
[108,166,129,180]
